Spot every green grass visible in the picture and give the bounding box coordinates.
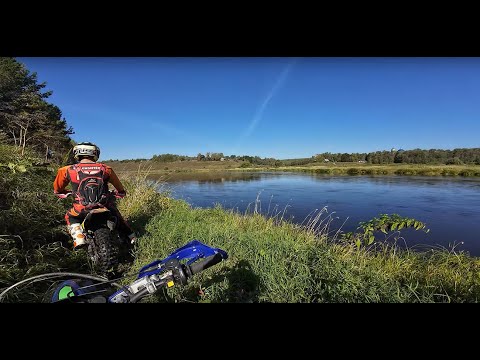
[0,157,94,302]
[124,189,480,303]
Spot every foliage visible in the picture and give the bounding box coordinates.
[0,59,82,302]
[112,147,480,167]
[0,166,69,245]
[0,154,87,302]
[341,214,429,248]
[116,172,172,232]
[0,57,73,162]
[313,148,480,165]
[151,153,190,162]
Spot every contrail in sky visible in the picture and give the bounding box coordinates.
[245,60,295,137]
[233,59,296,153]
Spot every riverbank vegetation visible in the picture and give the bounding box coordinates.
[108,148,480,166]
[107,158,480,178]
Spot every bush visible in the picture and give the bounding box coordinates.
[446,158,463,165]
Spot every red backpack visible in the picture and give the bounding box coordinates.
[68,163,109,208]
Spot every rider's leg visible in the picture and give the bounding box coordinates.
[65,209,87,249]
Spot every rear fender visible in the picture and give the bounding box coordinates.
[82,208,112,231]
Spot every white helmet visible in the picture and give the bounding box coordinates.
[73,142,100,161]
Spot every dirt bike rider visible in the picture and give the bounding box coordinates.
[53,142,137,249]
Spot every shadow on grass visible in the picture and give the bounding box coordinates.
[128,213,155,238]
[110,212,160,278]
[217,259,261,303]
[156,259,261,303]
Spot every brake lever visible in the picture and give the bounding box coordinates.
[113,191,125,199]
[55,192,73,199]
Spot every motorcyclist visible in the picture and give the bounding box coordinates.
[53,142,137,249]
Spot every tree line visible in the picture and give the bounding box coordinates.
[147,149,480,166]
[315,148,480,165]
[108,149,480,166]
[0,57,73,163]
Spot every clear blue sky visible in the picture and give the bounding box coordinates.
[17,57,480,160]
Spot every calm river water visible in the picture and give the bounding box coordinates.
[154,172,480,256]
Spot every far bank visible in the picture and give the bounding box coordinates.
[106,160,480,178]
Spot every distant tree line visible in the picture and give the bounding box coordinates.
[315,152,368,163]
[108,148,480,166]
[196,152,225,161]
[0,57,74,162]
[280,157,317,166]
[315,148,480,165]
[105,158,150,163]
[391,148,480,165]
[152,153,190,162]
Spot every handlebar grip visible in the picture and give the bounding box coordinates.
[188,253,224,276]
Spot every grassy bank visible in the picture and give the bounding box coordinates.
[0,147,90,302]
[270,164,480,177]
[122,180,480,303]
[107,159,480,178]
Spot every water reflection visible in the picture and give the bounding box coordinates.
[148,171,265,183]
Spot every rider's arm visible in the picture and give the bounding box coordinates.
[105,166,126,194]
[53,166,70,194]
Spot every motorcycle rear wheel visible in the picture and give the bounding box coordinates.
[88,228,119,274]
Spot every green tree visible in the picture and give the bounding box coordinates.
[0,57,73,161]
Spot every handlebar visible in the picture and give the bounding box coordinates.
[42,240,228,303]
[128,281,167,303]
[127,255,223,303]
[110,251,227,303]
[55,190,125,200]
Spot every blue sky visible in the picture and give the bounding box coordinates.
[17,57,480,160]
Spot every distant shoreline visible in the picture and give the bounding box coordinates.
[107,160,480,178]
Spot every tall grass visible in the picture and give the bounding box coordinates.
[116,168,173,230]
[128,192,480,303]
[0,156,90,302]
